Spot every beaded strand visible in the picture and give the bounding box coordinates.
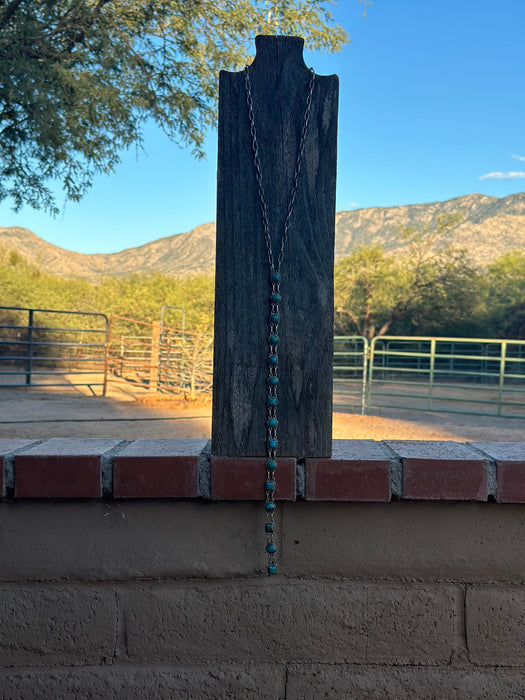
[265,270,281,573]
[244,64,315,575]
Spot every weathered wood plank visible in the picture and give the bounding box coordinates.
[212,35,338,457]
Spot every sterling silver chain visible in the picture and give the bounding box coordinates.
[245,65,315,274]
[244,64,315,575]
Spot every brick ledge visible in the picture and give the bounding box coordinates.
[0,438,524,503]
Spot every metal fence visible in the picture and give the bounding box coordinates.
[366,336,525,418]
[105,316,213,398]
[333,336,368,414]
[0,306,108,395]
[1,307,523,418]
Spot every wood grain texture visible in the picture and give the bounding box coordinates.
[212,35,338,457]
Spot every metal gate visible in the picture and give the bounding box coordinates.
[367,336,525,418]
[333,336,368,414]
[0,306,109,395]
[105,316,213,398]
[2,307,524,419]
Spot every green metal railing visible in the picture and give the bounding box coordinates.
[0,306,109,395]
[333,336,368,414]
[2,310,523,419]
[366,336,525,418]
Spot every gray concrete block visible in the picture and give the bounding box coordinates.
[115,438,210,457]
[282,501,525,582]
[122,580,368,664]
[18,437,124,456]
[0,664,285,700]
[0,501,265,581]
[122,581,457,664]
[286,664,525,699]
[0,585,116,667]
[471,442,525,462]
[467,586,525,666]
[0,439,42,456]
[366,585,460,664]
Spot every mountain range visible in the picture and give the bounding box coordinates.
[1,192,524,279]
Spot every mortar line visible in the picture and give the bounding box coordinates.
[463,584,471,663]
[284,662,289,700]
[112,585,120,662]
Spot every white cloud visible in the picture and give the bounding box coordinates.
[479,171,525,180]
[512,154,525,162]
[348,201,359,207]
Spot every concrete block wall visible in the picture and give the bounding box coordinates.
[1,437,525,698]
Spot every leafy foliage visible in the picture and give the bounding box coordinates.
[485,251,525,339]
[334,213,488,341]
[0,0,348,213]
[0,246,215,331]
[3,228,525,341]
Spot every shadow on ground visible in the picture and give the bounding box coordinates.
[1,379,523,442]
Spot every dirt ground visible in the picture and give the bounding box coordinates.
[1,378,523,442]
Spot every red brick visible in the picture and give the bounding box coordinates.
[387,441,488,501]
[0,439,40,496]
[114,438,208,498]
[471,442,525,503]
[306,440,391,501]
[15,438,123,498]
[211,456,296,500]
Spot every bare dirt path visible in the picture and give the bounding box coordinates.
[1,381,523,442]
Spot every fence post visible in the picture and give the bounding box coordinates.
[429,337,436,410]
[367,337,376,410]
[498,341,507,417]
[102,316,113,397]
[25,309,34,386]
[361,337,369,415]
[149,321,161,391]
[211,35,338,457]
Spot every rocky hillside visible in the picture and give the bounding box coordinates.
[0,222,216,278]
[335,192,525,266]
[1,193,524,278]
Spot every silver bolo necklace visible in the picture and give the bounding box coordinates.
[244,63,315,575]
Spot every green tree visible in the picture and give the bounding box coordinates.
[335,244,412,340]
[396,247,486,338]
[334,213,485,340]
[0,247,216,331]
[485,251,525,338]
[0,0,348,213]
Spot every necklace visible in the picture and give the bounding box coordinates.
[244,64,315,575]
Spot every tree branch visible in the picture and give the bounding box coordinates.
[0,0,23,28]
[336,306,363,336]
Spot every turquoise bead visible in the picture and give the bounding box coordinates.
[268,564,277,575]
[271,293,281,303]
[269,334,279,345]
[265,502,275,512]
[266,460,277,470]
[271,273,280,282]
[268,376,278,386]
[271,314,280,324]
[268,355,278,366]
[266,543,276,554]
[268,439,277,449]
[265,480,276,491]
[268,396,277,407]
[265,522,274,533]
[268,418,278,428]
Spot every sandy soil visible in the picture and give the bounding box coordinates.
[0,379,523,442]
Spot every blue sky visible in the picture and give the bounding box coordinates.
[1,0,524,254]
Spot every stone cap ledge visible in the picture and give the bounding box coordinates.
[0,438,523,502]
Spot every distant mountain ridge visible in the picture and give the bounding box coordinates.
[335,192,525,265]
[1,192,525,279]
